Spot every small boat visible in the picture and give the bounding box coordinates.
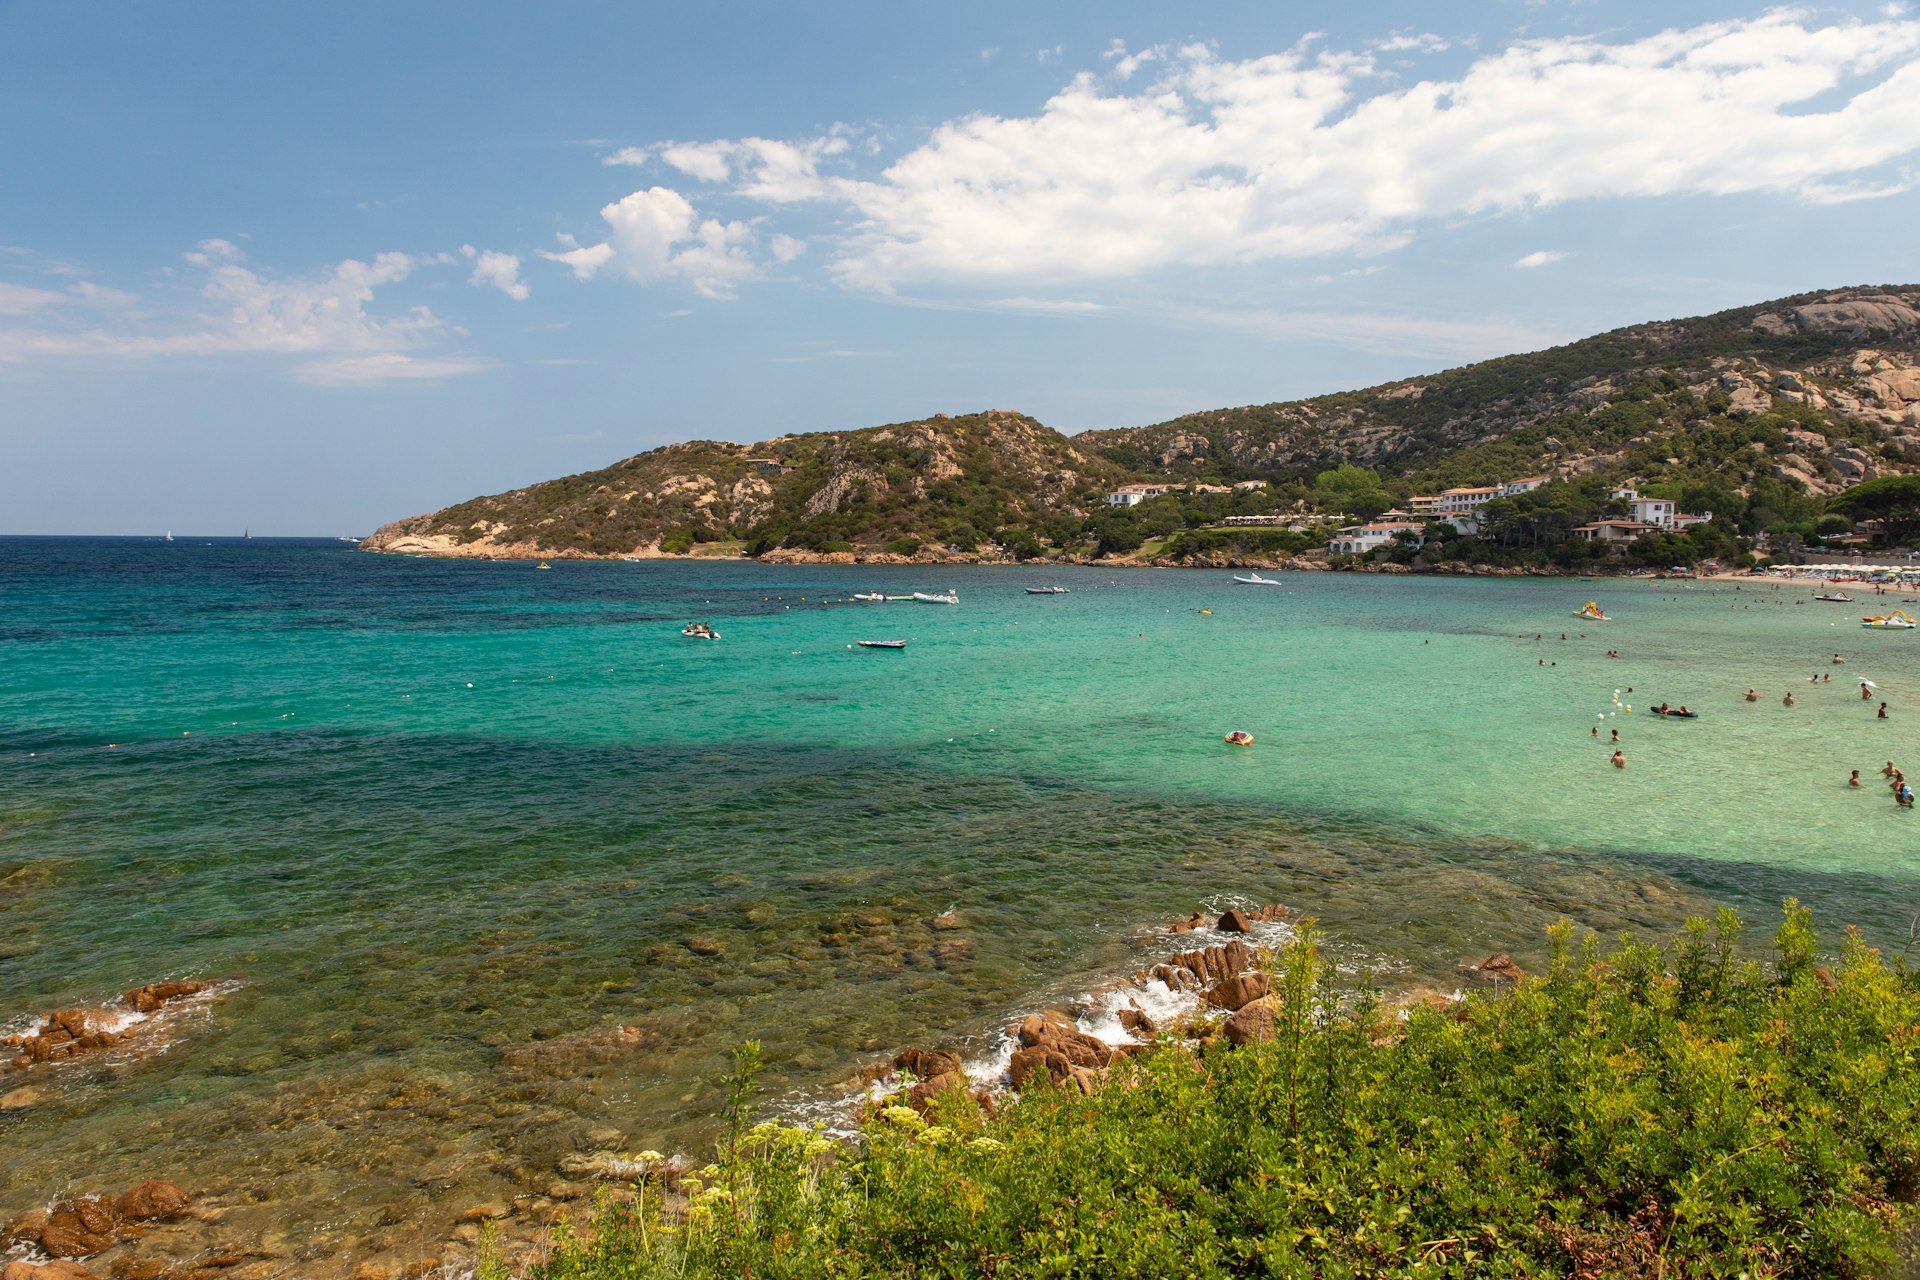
[1652,707,1698,719]
[852,592,888,602]
[537,561,551,570]
[1862,611,1917,629]
[1025,586,1070,594]
[1815,593,1854,602]
[682,624,720,640]
[165,531,174,542]
[1223,730,1254,746]
[856,639,906,649]
[1573,602,1611,621]
[1232,573,1280,586]
[912,591,958,605]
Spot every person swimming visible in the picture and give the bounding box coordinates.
[1746,689,1758,701]
[1883,760,1898,778]
[1611,750,1626,769]
[1834,653,1846,664]
[1850,769,1862,787]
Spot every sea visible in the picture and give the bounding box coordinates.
[3,537,1916,1263]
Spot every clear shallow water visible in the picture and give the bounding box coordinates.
[2,539,1916,1265]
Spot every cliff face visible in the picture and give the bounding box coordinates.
[1075,287,1920,496]
[360,410,1129,559]
[365,286,1920,560]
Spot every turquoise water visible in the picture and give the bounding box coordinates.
[3,539,1916,1266]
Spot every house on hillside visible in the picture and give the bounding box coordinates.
[1500,476,1546,497]
[1105,484,1177,507]
[1611,488,1712,531]
[1232,479,1268,491]
[1573,520,1659,544]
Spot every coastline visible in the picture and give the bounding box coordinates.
[354,532,1629,578]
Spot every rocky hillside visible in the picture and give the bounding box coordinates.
[364,287,1920,561]
[1079,287,1920,498]
[362,410,1128,559]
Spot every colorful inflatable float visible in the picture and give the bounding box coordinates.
[1573,601,1611,621]
[1223,730,1254,747]
[1861,611,1916,629]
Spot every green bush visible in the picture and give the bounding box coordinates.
[494,904,1920,1280]
[885,537,922,557]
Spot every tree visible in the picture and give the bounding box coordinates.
[1827,475,1920,547]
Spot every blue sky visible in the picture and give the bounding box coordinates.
[4,1,1919,534]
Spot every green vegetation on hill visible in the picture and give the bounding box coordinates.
[365,286,1920,565]
[490,905,1920,1280]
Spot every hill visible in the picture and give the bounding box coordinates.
[362,287,1920,565]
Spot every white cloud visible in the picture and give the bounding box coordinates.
[1375,32,1451,54]
[770,234,807,263]
[0,240,468,383]
[980,47,999,61]
[1103,39,1165,79]
[1169,304,1549,361]
[986,297,1107,315]
[540,186,763,298]
[540,235,617,280]
[462,245,530,300]
[1513,250,1567,268]
[0,281,67,315]
[638,13,1920,294]
[657,141,735,182]
[293,353,487,386]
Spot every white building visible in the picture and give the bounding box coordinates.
[1574,520,1659,544]
[1105,484,1177,508]
[1611,488,1711,531]
[1232,479,1268,491]
[1500,476,1546,497]
[1408,495,1440,513]
[1436,486,1501,516]
[1329,522,1427,555]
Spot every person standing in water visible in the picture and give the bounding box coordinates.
[1863,682,1873,700]
[1880,702,1890,719]
[1611,750,1627,769]
[1746,689,1758,701]
[1850,769,1862,787]
[1783,692,1796,706]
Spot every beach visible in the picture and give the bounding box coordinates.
[4,538,1918,1275]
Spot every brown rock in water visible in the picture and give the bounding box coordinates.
[1171,939,1254,984]
[929,911,964,931]
[459,1203,509,1222]
[1148,964,1197,991]
[117,1181,191,1222]
[3,1208,49,1248]
[1167,911,1212,934]
[1007,1048,1073,1089]
[1116,1006,1155,1037]
[120,981,209,1015]
[1467,953,1525,982]
[891,1047,961,1079]
[1250,904,1288,923]
[683,934,726,957]
[1216,908,1253,933]
[1204,971,1271,1012]
[39,1197,119,1258]
[1012,1012,1112,1069]
[1224,997,1280,1046]
[0,1085,42,1110]
[6,1261,100,1280]
[109,1262,173,1280]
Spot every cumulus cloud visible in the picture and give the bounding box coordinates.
[462,245,529,300]
[619,12,1920,294]
[539,186,764,298]
[1513,250,1567,268]
[0,240,479,384]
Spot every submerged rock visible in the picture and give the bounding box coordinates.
[116,1180,191,1222]
[4,1261,99,1280]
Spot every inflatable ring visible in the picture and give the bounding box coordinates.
[1224,731,1254,746]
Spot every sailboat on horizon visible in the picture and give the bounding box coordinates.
[164,530,173,542]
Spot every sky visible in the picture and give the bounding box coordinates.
[4,1,1920,534]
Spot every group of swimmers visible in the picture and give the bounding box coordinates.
[1853,761,1915,808]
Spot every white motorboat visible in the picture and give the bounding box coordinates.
[1024,586,1069,594]
[682,624,720,640]
[1232,573,1281,586]
[852,592,888,602]
[912,591,958,605]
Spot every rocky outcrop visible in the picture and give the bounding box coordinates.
[4,983,213,1074]
[6,1182,191,1262]
[1224,996,1280,1047]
